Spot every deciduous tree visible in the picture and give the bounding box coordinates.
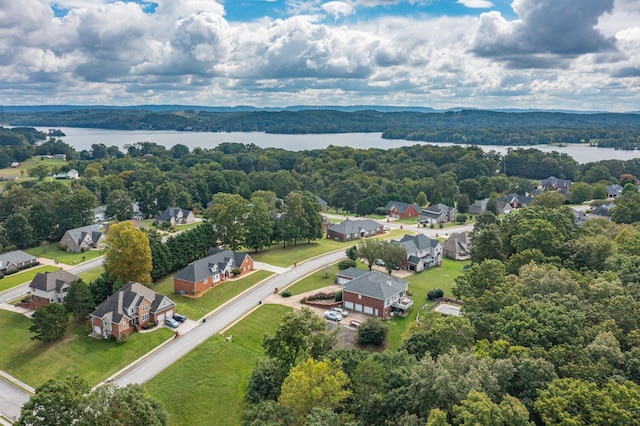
[64,280,95,320]
[29,303,68,342]
[104,221,152,285]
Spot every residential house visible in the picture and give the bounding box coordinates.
[468,198,512,216]
[336,267,368,285]
[393,234,443,271]
[572,208,589,226]
[342,271,413,318]
[174,248,254,295]
[443,232,471,260]
[321,215,331,233]
[90,281,176,340]
[540,176,572,190]
[419,203,457,225]
[27,270,81,309]
[326,218,383,242]
[156,207,196,226]
[587,203,615,221]
[54,169,79,180]
[607,184,623,198]
[59,225,106,253]
[0,250,37,275]
[315,195,328,212]
[503,193,534,209]
[385,201,421,219]
[92,206,107,223]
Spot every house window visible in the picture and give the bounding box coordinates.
[142,305,148,311]
[142,313,149,321]
[123,323,127,329]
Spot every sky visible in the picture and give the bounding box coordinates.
[1,0,639,111]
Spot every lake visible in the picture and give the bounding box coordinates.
[45,127,640,164]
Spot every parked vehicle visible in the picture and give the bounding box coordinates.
[324,311,343,321]
[173,313,187,322]
[164,317,180,328]
[383,225,391,231]
[375,259,385,266]
[331,307,348,317]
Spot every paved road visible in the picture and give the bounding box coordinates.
[112,249,346,386]
[0,378,30,424]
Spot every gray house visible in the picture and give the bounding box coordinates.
[393,234,443,271]
[58,225,106,253]
[468,198,512,215]
[419,204,457,225]
[156,207,196,226]
[27,270,81,309]
[443,232,471,260]
[326,218,383,242]
[0,250,37,274]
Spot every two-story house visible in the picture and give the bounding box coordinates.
[419,204,457,225]
[27,270,81,309]
[341,271,413,318]
[393,234,443,271]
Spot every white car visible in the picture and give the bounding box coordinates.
[383,225,391,231]
[331,307,348,317]
[324,311,343,321]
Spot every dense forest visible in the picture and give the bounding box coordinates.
[5,108,640,148]
[5,124,640,424]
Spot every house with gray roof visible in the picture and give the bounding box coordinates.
[27,270,80,309]
[336,267,368,285]
[385,201,421,219]
[468,198,512,216]
[540,176,572,190]
[327,218,383,242]
[174,248,254,295]
[393,234,443,271]
[607,184,623,198]
[90,281,176,340]
[342,271,413,318]
[156,207,195,226]
[0,250,37,275]
[59,224,106,253]
[587,203,615,221]
[504,193,534,209]
[419,203,457,225]
[315,195,328,211]
[443,232,471,261]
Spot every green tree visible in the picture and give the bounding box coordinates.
[263,308,336,368]
[3,212,34,248]
[104,221,153,285]
[244,197,274,252]
[155,181,177,212]
[29,303,69,342]
[456,193,470,214]
[426,409,450,426]
[105,189,134,222]
[205,192,249,250]
[357,318,389,345]
[64,280,95,320]
[357,238,384,270]
[17,376,89,426]
[458,178,481,202]
[380,242,407,273]
[85,384,168,425]
[29,164,51,180]
[485,198,499,216]
[416,191,429,207]
[278,358,351,424]
[531,191,566,209]
[569,182,593,204]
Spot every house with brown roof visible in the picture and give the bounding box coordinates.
[385,201,421,219]
[443,232,471,261]
[342,271,413,318]
[326,218,383,242]
[58,225,106,253]
[174,248,254,295]
[89,281,176,340]
[27,270,81,309]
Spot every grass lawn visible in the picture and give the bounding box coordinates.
[24,246,103,266]
[394,217,420,225]
[285,264,341,295]
[0,265,60,292]
[0,310,173,388]
[77,266,105,283]
[152,270,273,320]
[0,156,67,179]
[145,304,292,426]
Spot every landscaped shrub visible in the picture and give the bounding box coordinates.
[456,214,467,223]
[439,223,444,229]
[427,288,445,300]
[337,259,356,270]
[374,207,387,216]
[334,291,342,302]
[231,267,241,276]
[357,318,389,346]
[281,290,292,298]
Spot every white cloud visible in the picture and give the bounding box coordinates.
[457,0,493,9]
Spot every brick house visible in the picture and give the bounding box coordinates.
[156,207,196,226]
[58,225,106,253]
[326,218,383,242]
[342,271,413,318]
[89,281,176,340]
[174,248,254,295]
[27,270,81,309]
[0,250,37,275]
[385,201,421,219]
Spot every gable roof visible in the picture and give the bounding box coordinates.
[385,201,420,214]
[175,248,250,283]
[157,207,192,221]
[90,281,174,323]
[343,271,408,301]
[315,195,328,207]
[64,225,105,245]
[443,232,470,253]
[327,218,381,235]
[423,203,455,214]
[336,267,368,280]
[0,250,37,269]
[29,270,80,292]
[394,234,441,253]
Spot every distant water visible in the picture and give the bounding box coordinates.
[45,127,640,164]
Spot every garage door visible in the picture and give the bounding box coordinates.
[157,313,165,322]
[364,306,374,315]
[166,309,173,318]
[344,301,354,310]
[93,325,101,335]
[355,304,363,312]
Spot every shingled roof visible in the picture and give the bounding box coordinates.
[327,218,381,235]
[29,270,80,292]
[342,271,408,301]
[394,234,441,253]
[90,281,174,324]
[64,225,105,245]
[0,250,36,270]
[175,248,250,283]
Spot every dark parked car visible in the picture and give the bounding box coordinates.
[164,317,180,328]
[173,313,187,322]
